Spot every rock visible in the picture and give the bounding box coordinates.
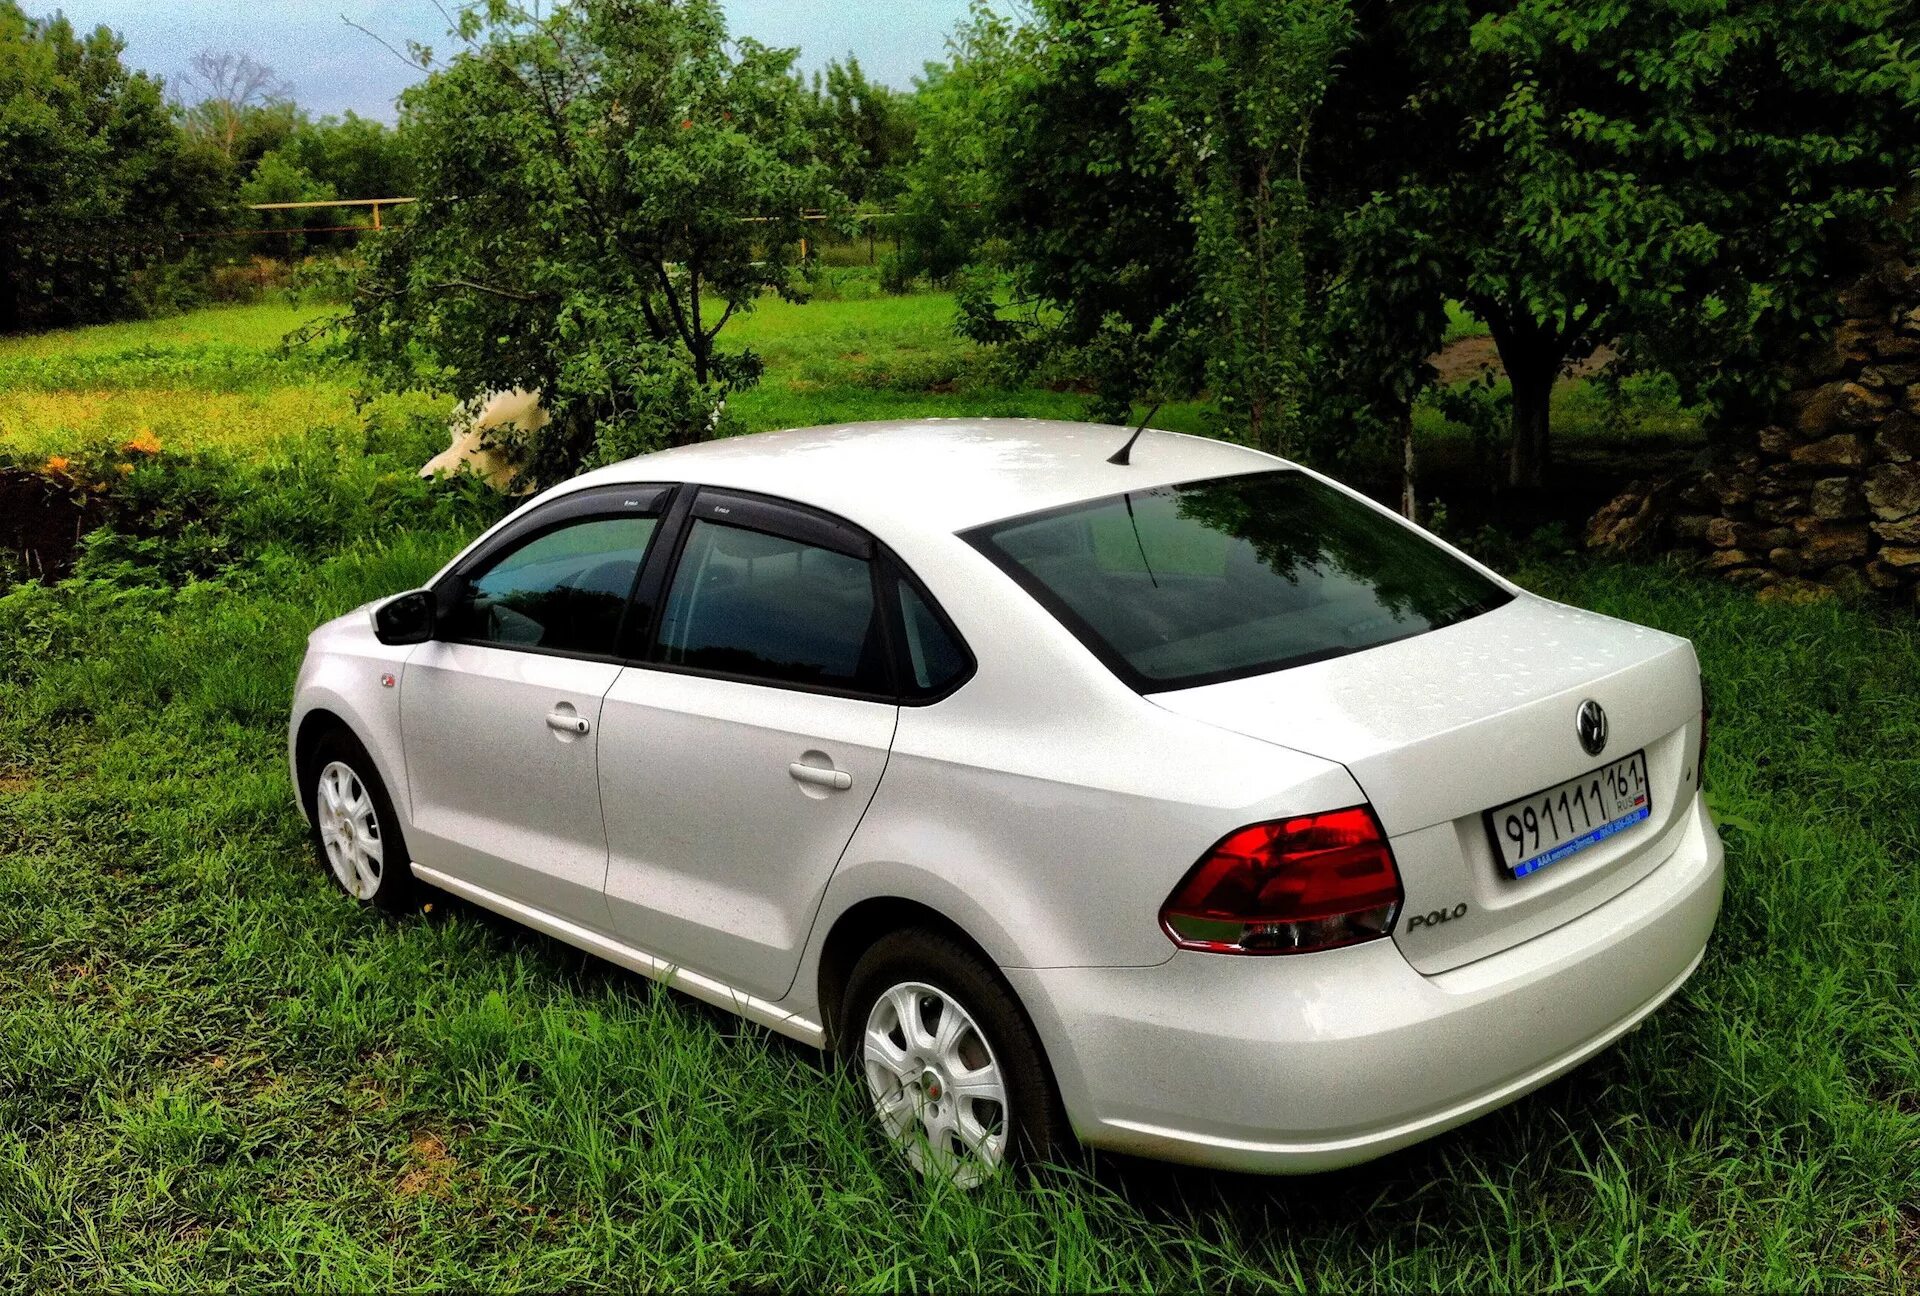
[1753,496,1805,524]
[1722,566,1778,588]
[1865,461,1920,519]
[1872,516,1920,545]
[1873,330,1920,358]
[1835,318,1879,363]
[1768,546,1805,575]
[1901,305,1920,337]
[1838,276,1889,316]
[1824,564,1870,599]
[1866,559,1907,589]
[1704,548,1755,571]
[1673,513,1715,542]
[1860,361,1920,389]
[1800,526,1871,566]
[1705,517,1741,548]
[1792,383,1891,435]
[1755,576,1832,604]
[1585,484,1662,552]
[1875,411,1920,461]
[1791,433,1868,467]
[1880,545,1920,567]
[1757,425,1795,456]
[1811,476,1865,520]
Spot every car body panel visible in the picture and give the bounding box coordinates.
[599,666,898,1001]
[400,640,622,928]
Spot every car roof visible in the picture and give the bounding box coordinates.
[571,418,1288,535]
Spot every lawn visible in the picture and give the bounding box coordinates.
[0,299,1915,1290]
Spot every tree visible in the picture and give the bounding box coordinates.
[176,49,293,162]
[807,56,916,205]
[0,4,224,331]
[951,0,1344,447]
[1314,0,1920,489]
[346,0,840,485]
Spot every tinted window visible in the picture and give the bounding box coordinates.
[967,470,1511,690]
[446,515,658,655]
[654,519,890,692]
[896,578,969,698]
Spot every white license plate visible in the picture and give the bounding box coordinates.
[1486,751,1651,879]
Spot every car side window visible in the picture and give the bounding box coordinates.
[444,515,659,656]
[894,576,970,698]
[653,518,891,693]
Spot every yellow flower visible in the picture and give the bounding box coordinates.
[122,430,162,456]
[42,455,72,475]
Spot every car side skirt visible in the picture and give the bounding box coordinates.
[411,863,827,1048]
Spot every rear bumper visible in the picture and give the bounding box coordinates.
[1005,791,1724,1173]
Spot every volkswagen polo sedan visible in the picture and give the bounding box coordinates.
[289,418,1723,1184]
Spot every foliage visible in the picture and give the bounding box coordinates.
[173,48,293,163]
[892,8,1017,285]
[278,111,416,204]
[0,4,227,331]
[1138,0,1351,454]
[345,0,842,486]
[942,0,1346,445]
[1313,0,1920,487]
[805,56,916,205]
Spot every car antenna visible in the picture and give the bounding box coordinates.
[1107,402,1161,465]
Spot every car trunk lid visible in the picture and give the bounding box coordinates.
[1150,594,1705,974]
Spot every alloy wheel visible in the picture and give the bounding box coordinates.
[862,980,1009,1186]
[316,760,384,901]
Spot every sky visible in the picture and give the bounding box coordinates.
[35,1,984,121]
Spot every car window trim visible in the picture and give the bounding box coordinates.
[431,482,677,662]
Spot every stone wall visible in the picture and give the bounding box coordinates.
[1589,242,1920,605]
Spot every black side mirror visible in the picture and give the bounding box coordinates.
[371,589,436,646]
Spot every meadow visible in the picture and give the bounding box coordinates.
[0,297,1915,1290]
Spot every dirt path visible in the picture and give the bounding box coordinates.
[1427,335,1615,385]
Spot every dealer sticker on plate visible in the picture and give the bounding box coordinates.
[1487,750,1651,879]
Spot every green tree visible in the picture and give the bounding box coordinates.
[1314,0,1920,489]
[894,9,1017,284]
[953,0,1344,448]
[346,0,840,485]
[281,111,416,202]
[806,55,915,205]
[0,4,224,331]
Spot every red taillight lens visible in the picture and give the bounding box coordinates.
[1160,806,1403,955]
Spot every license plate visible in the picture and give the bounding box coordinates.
[1486,751,1651,879]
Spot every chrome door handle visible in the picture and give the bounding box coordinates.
[788,762,852,791]
[546,711,590,735]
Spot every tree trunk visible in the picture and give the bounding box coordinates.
[1397,401,1418,523]
[1481,307,1564,491]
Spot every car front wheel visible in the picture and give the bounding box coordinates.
[841,928,1067,1186]
[308,731,414,910]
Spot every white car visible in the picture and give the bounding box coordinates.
[289,418,1723,1184]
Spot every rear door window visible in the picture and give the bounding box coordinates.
[965,470,1511,691]
[652,518,892,694]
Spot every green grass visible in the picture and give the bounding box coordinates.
[1,300,1916,1290]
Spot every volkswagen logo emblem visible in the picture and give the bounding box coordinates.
[1576,699,1609,757]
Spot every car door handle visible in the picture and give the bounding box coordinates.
[546,711,590,735]
[788,762,852,791]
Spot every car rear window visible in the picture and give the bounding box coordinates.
[964,470,1512,691]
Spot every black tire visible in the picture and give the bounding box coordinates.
[839,927,1070,1180]
[306,729,416,912]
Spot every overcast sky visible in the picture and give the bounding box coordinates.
[35,1,985,121]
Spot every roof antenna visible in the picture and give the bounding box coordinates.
[1106,402,1161,466]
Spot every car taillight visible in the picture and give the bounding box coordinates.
[1159,806,1403,955]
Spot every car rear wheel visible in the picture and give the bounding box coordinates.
[840,928,1067,1186]
[308,731,414,911]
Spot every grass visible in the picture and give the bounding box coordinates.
[1,299,1916,1291]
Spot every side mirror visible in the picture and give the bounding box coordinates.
[371,589,436,646]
